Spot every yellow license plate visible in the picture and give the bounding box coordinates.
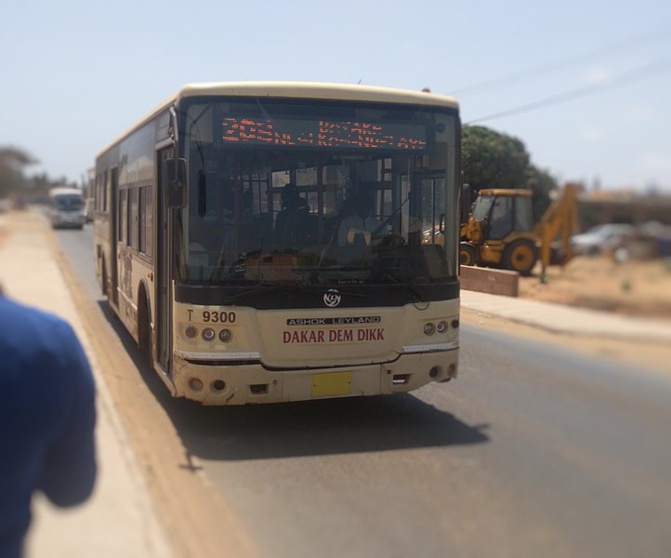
[312,372,352,398]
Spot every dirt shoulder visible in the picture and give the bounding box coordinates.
[49,225,257,558]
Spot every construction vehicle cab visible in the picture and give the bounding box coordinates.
[460,184,578,276]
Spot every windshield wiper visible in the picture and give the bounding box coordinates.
[373,269,429,309]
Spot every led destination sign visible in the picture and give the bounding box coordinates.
[222,117,428,151]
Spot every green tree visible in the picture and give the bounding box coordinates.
[25,172,60,204]
[524,164,557,221]
[0,147,38,198]
[462,125,558,221]
[462,125,529,192]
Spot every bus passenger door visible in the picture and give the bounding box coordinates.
[110,168,119,307]
[156,147,174,374]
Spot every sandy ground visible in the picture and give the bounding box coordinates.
[519,256,671,319]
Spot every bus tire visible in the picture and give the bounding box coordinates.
[502,239,538,276]
[459,243,477,267]
[101,259,107,297]
[138,288,153,368]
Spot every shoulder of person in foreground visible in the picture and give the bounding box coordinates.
[0,296,98,507]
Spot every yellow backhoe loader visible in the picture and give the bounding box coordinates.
[459,183,579,275]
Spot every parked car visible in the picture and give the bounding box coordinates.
[570,223,635,255]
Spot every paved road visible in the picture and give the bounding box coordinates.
[57,226,671,558]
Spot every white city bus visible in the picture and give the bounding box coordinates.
[48,187,86,229]
[93,82,462,405]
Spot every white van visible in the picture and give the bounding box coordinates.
[47,187,86,229]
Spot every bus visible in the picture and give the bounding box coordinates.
[48,187,86,229]
[93,82,462,405]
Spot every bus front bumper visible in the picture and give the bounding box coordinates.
[171,348,459,406]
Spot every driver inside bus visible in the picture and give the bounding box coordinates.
[337,192,381,246]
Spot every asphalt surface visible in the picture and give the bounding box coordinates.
[56,225,671,558]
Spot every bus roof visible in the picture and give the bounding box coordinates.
[177,82,459,110]
[48,187,83,198]
[97,82,459,158]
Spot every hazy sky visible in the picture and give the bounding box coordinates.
[2,0,670,191]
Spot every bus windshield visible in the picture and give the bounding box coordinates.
[53,194,85,211]
[178,98,458,289]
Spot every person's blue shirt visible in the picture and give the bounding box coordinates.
[0,296,97,558]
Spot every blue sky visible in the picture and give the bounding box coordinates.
[2,0,670,192]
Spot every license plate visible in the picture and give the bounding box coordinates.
[312,372,352,398]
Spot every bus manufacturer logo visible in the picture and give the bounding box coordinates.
[323,289,341,308]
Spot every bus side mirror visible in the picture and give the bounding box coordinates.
[166,158,187,208]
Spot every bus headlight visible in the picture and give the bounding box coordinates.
[423,323,435,335]
[202,328,216,341]
[185,326,198,339]
[436,321,448,334]
[219,329,232,342]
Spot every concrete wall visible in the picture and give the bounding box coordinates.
[460,265,519,297]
